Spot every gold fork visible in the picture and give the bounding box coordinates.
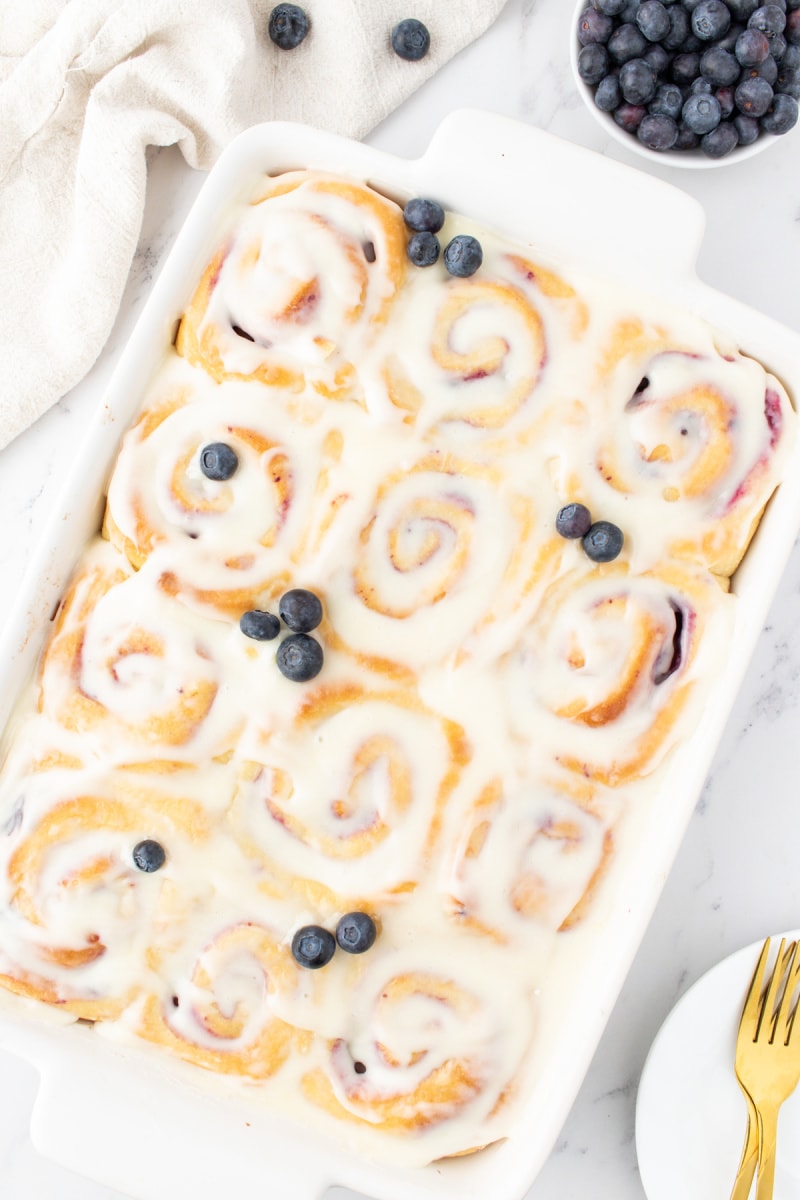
[729,937,800,1200]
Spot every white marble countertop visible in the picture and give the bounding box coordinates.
[1,0,800,1196]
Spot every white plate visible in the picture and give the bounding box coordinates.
[636,932,800,1200]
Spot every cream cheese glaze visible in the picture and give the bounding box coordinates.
[0,169,794,1166]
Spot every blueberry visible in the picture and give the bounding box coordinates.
[701,119,741,151]
[682,0,707,9]
[620,58,658,102]
[407,231,440,267]
[733,110,762,137]
[268,4,310,49]
[613,101,648,131]
[700,45,742,82]
[637,1,671,39]
[682,90,723,130]
[675,124,702,146]
[391,18,430,60]
[291,925,336,969]
[277,633,323,682]
[639,112,681,146]
[443,235,483,278]
[718,21,747,50]
[650,81,684,115]
[761,88,800,125]
[619,0,642,18]
[335,912,377,955]
[776,43,800,91]
[691,75,714,91]
[749,4,788,34]
[279,588,323,633]
[403,197,445,233]
[745,53,779,79]
[240,609,280,641]
[771,31,789,55]
[788,9,800,40]
[672,52,701,83]
[577,6,615,43]
[663,5,691,47]
[716,83,737,113]
[735,72,775,110]
[200,442,238,481]
[555,503,592,539]
[736,26,772,60]
[595,0,627,12]
[692,0,733,38]
[608,24,648,62]
[582,521,624,563]
[133,840,166,873]
[596,72,623,109]
[728,0,760,16]
[645,43,672,73]
[579,42,611,84]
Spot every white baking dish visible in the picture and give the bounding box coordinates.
[1,109,800,1200]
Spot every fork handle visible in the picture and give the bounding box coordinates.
[756,1100,781,1200]
[730,1091,759,1200]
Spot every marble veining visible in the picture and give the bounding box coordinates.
[1,0,800,1195]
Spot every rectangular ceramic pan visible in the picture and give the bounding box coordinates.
[2,110,800,1200]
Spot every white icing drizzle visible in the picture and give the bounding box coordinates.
[0,169,794,1167]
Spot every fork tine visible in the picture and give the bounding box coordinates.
[740,937,773,1040]
[756,937,787,1040]
[773,941,800,1047]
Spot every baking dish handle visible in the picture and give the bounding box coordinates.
[412,107,706,286]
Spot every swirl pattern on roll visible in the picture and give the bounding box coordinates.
[176,172,407,403]
[445,776,615,940]
[504,561,733,786]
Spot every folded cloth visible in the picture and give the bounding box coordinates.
[0,0,506,451]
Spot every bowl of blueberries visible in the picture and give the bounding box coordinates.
[571,0,799,164]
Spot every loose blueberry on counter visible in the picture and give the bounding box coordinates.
[133,840,166,873]
[555,502,593,539]
[200,442,238,481]
[240,609,280,641]
[407,231,440,267]
[443,235,483,278]
[268,4,310,49]
[391,18,430,61]
[336,912,378,955]
[291,925,336,969]
[403,197,445,233]
[277,633,324,682]
[279,587,323,633]
[582,521,625,563]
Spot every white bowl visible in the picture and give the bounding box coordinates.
[569,0,788,168]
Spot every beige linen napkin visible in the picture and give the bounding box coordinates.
[0,0,506,450]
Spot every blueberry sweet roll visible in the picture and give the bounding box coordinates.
[586,320,795,577]
[445,775,615,940]
[136,918,298,1079]
[104,380,338,620]
[231,683,469,908]
[176,172,407,404]
[503,561,733,786]
[39,541,242,766]
[0,764,211,1020]
[301,942,530,1151]
[329,455,563,674]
